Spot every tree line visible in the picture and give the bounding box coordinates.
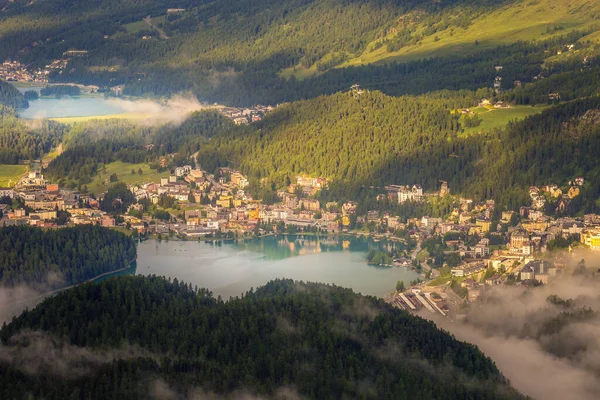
[0,106,65,164]
[0,225,136,289]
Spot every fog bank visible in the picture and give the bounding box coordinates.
[424,251,600,400]
[107,94,208,125]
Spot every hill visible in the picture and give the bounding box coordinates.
[196,89,469,187]
[0,106,65,164]
[194,90,600,213]
[1,0,600,105]
[0,276,524,399]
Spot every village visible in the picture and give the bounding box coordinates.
[0,59,72,83]
[0,166,339,237]
[0,161,599,319]
[385,177,600,319]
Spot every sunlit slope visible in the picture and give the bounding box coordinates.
[3,0,599,103]
[340,0,600,69]
[4,0,598,75]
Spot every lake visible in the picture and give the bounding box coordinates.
[11,82,128,119]
[128,236,419,299]
[11,83,126,119]
[12,82,205,121]
[18,97,129,119]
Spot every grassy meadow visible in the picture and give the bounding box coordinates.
[86,161,170,195]
[0,164,28,187]
[282,0,600,79]
[50,113,152,125]
[460,105,548,136]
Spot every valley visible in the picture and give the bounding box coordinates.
[1,0,600,399]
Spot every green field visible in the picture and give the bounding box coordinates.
[86,161,170,195]
[41,145,62,167]
[122,17,162,34]
[0,164,27,187]
[121,16,167,36]
[50,112,152,125]
[108,226,134,236]
[460,105,548,136]
[427,273,453,287]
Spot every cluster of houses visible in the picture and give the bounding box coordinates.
[527,179,585,213]
[379,177,600,312]
[0,166,339,237]
[0,60,48,83]
[0,172,116,227]
[427,192,599,285]
[0,59,70,83]
[479,98,511,109]
[218,105,275,125]
[128,169,348,236]
[386,184,424,203]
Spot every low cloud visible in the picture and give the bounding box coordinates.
[106,94,208,125]
[430,315,600,400]
[0,272,65,325]
[150,379,305,400]
[0,331,155,378]
[422,250,600,400]
[0,285,45,325]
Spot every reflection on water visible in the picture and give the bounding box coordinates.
[229,235,403,260]
[129,236,419,299]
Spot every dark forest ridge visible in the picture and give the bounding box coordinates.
[0,276,525,399]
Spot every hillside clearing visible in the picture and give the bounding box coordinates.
[0,165,28,187]
[85,161,169,195]
[461,105,548,136]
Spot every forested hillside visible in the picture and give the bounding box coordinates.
[0,81,27,109]
[197,90,467,186]
[0,106,65,164]
[2,0,600,105]
[44,111,228,188]
[0,225,136,289]
[192,90,600,213]
[467,97,600,210]
[0,276,524,399]
[38,86,600,214]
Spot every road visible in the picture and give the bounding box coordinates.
[410,240,421,260]
[144,16,169,39]
[0,264,134,324]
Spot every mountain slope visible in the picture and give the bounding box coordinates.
[339,0,600,70]
[2,0,600,105]
[193,89,600,212]
[0,276,523,399]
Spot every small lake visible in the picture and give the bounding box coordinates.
[127,236,419,299]
[18,97,128,119]
[12,82,128,119]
